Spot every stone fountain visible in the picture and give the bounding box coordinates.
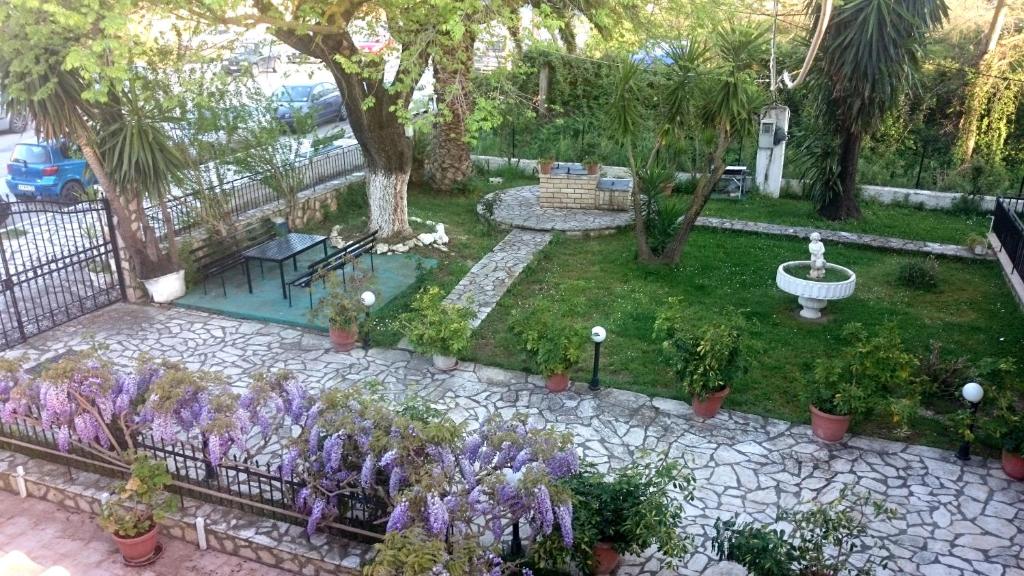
[775,233,856,319]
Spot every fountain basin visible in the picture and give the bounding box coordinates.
[776,261,856,319]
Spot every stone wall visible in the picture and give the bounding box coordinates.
[0,448,372,575]
[596,187,631,211]
[473,155,1000,212]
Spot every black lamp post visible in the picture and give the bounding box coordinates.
[360,291,375,350]
[589,326,606,392]
[956,381,984,461]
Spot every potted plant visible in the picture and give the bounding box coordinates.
[401,286,475,370]
[538,156,555,175]
[965,233,988,255]
[99,456,177,564]
[983,395,1024,480]
[805,324,921,442]
[544,459,695,575]
[1001,421,1024,480]
[656,316,743,419]
[514,316,585,392]
[581,155,601,175]
[308,273,362,351]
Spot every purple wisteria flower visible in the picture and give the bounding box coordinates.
[322,434,343,473]
[545,449,579,478]
[359,453,376,489]
[512,448,533,472]
[386,500,411,533]
[388,466,404,498]
[306,497,326,535]
[555,503,574,547]
[461,434,483,462]
[534,485,554,535]
[281,447,300,480]
[425,493,449,536]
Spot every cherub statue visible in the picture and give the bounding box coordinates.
[808,233,826,279]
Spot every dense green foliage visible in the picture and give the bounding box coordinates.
[401,285,475,357]
[654,307,745,398]
[99,456,178,538]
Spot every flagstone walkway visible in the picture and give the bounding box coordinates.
[6,304,1024,576]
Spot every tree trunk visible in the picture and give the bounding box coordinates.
[538,63,551,120]
[956,0,1008,165]
[366,163,412,241]
[74,136,176,278]
[426,34,475,192]
[658,125,731,265]
[818,129,863,221]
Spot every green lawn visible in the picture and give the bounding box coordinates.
[468,228,1024,450]
[304,169,537,344]
[692,193,988,245]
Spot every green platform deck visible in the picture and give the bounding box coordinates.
[175,252,435,331]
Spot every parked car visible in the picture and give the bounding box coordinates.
[222,42,279,75]
[0,96,29,133]
[272,83,346,129]
[5,142,95,202]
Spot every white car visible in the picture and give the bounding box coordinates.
[0,97,28,133]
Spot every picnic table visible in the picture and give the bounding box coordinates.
[242,232,329,299]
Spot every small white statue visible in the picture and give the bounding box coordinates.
[434,223,449,245]
[808,232,826,279]
[329,225,345,248]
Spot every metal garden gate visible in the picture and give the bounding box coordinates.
[0,199,125,350]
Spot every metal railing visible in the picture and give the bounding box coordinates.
[993,197,1024,281]
[0,404,387,542]
[148,143,365,237]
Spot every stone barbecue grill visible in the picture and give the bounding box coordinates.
[538,163,631,211]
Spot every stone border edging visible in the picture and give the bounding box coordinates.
[0,448,371,575]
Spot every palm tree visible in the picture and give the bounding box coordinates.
[801,0,948,221]
[611,25,766,265]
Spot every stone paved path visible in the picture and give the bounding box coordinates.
[7,304,1024,576]
[481,186,990,260]
[0,489,295,576]
[444,228,553,327]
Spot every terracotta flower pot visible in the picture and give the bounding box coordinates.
[539,161,554,175]
[692,387,730,419]
[329,326,358,351]
[432,354,458,371]
[112,526,159,563]
[810,405,851,443]
[586,163,600,175]
[1002,450,1024,480]
[546,373,570,393]
[592,541,620,575]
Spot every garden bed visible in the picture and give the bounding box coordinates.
[469,228,1024,449]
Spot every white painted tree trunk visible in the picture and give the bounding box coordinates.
[366,168,412,240]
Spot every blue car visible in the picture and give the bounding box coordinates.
[273,82,346,130]
[5,141,94,202]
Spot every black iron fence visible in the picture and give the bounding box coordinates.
[149,143,365,237]
[0,200,124,350]
[993,197,1024,282]
[0,404,387,542]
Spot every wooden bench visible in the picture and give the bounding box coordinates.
[288,229,377,308]
[192,219,278,297]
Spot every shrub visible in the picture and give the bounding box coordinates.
[512,309,586,375]
[307,273,362,329]
[713,487,898,576]
[401,286,475,357]
[896,257,939,291]
[807,324,923,432]
[533,457,696,571]
[654,310,744,399]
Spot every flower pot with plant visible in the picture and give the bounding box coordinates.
[655,314,744,419]
[965,234,988,256]
[539,458,695,574]
[983,395,1024,480]
[308,273,362,351]
[538,156,555,175]
[99,456,177,565]
[401,286,475,370]
[513,312,584,392]
[805,324,921,443]
[581,155,601,175]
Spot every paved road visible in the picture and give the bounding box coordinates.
[0,489,296,576]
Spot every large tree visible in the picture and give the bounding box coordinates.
[176,1,463,240]
[800,0,948,221]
